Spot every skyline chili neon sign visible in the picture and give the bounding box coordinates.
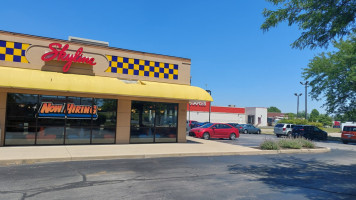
[38,102,98,119]
[41,43,97,72]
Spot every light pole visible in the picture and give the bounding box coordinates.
[206,90,212,123]
[300,81,309,119]
[294,93,302,118]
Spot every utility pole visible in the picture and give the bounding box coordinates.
[206,90,212,123]
[294,93,302,118]
[300,81,309,119]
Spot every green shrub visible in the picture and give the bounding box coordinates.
[296,138,315,148]
[259,138,316,150]
[278,139,302,149]
[260,139,280,150]
[277,119,323,128]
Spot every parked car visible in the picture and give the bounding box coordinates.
[292,125,327,140]
[188,123,239,140]
[240,124,261,134]
[187,120,198,129]
[195,122,210,127]
[274,123,295,137]
[341,125,356,144]
[228,123,244,133]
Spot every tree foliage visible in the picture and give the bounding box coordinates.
[261,0,356,49]
[268,106,281,113]
[318,114,333,126]
[309,109,320,122]
[303,34,356,119]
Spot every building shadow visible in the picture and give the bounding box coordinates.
[228,155,356,199]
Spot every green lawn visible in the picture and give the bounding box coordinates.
[322,127,341,133]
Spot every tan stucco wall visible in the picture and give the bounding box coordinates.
[178,102,188,143]
[0,92,7,146]
[0,31,191,85]
[116,99,131,144]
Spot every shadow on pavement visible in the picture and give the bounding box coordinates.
[228,155,356,199]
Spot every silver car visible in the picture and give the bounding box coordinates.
[274,123,295,137]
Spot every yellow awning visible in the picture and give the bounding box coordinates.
[0,66,213,101]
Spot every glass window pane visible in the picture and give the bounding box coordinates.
[38,95,66,126]
[5,126,36,145]
[93,98,117,127]
[130,101,177,143]
[66,97,93,127]
[65,127,91,144]
[130,101,155,143]
[36,126,64,145]
[91,126,115,144]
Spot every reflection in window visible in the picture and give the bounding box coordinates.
[92,98,117,144]
[130,101,178,143]
[5,93,117,145]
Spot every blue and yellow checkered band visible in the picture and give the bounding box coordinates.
[105,55,179,80]
[0,40,30,63]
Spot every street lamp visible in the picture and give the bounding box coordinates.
[300,81,309,119]
[294,93,302,118]
[206,90,212,123]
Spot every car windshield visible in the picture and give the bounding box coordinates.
[199,123,213,128]
[275,124,284,127]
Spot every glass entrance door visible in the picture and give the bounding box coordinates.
[130,101,178,143]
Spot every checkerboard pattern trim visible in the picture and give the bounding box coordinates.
[105,55,179,80]
[0,40,30,63]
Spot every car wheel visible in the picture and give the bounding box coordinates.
[287,132,292,138]
[203,132,210,140]
[276,134,280,138]
[244,130,248,134]
[229,133,236,140]
[257,130,261,134]
[342,140,348,144]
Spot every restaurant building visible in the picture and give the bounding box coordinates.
[0,31,212,146]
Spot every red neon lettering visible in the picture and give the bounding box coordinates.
[74,106,81,113]
[40,103,52,113]
[84,106,91,114]
[41,43,96,72]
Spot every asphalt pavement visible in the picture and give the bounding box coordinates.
[0,148,355,200]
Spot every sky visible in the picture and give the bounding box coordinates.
[0,0,333,114]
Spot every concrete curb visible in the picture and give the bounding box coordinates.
[0,147,331,166]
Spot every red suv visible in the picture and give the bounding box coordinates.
[341,126,356,144]
[188,123,239,140]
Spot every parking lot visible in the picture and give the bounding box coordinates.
[208,133,356,152]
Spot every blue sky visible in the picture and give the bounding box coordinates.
[1,0,332,113]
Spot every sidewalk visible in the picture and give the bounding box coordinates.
[0,136,330,166]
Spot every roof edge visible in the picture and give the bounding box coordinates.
[0,30,191,62]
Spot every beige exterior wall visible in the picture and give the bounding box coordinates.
[0,31,195,145]
[0,31,191,85]
[116,99,131,144]
[178,102,188,143]
[0,92,6,146]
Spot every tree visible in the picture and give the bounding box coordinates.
[267,106,281,113]
[261,0,356,49]
[303,34,356,120]
[287,113,296,119]
[309,109,320,122]
[318,114,333,127]
[299,110,310,119]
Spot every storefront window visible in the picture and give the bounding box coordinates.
[37,95,66,145]
[65,97,92,144]
[92,98,117,144]
[5,93,117,146]
[5,94,38,145]
[130,101,177,143]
